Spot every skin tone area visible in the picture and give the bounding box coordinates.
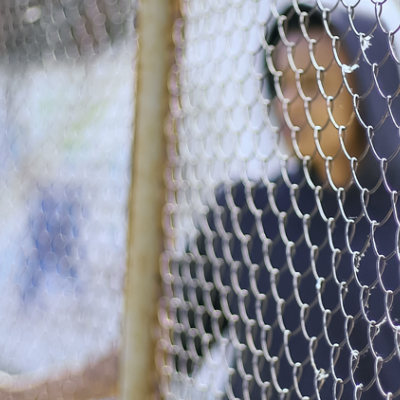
[272,28,365,187]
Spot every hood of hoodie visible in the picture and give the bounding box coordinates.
[329,6,400,191]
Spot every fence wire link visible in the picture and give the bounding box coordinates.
[160,1,400,399]
[0,0,135,378]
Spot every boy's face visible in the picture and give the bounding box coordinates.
[272,28,363,185]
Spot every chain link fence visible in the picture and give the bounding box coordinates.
[0,0,135,377]
[2,0,400,399]
[160,1,400,399]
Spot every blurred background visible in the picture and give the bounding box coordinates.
[0,0,136,375]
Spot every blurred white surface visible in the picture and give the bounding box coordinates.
[0,40,135,374]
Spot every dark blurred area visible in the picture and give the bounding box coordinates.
[0,0,133,63]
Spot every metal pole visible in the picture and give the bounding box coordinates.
[120,0,175,398]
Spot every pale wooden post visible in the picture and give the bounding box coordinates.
[120,0,176,398]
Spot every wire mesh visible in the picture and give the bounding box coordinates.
[0,0,135,383]
[160,1,400,399]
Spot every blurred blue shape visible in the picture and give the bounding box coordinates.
[23,184,87,305]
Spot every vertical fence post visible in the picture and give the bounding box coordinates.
[120,0,176,398]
